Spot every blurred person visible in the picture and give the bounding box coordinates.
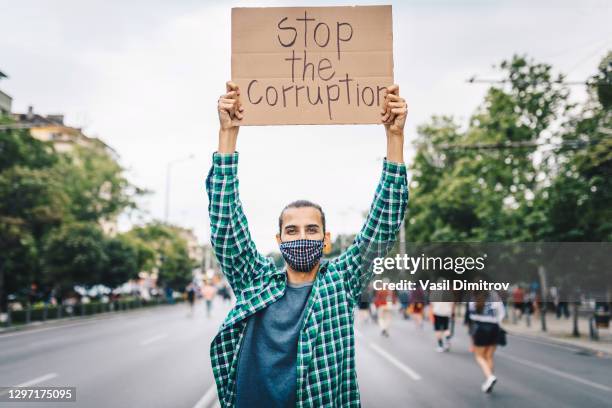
[463,301,475,353]
[207,81,408,407]
[202,280,217,318]
[410,286,425,329]
[165,286,174,304]
[512,285,525,319]
[429,282,455,352]
[397,288,410,319]
[373,280,397,337]
[220,281,232,303]
[357,283,374,324]
[468,290,505,393]
[185,283,196,317]
[553,285,570,319]
[524,288,536,326]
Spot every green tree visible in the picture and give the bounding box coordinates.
[0,120,57,171]
[53,145,139,223]
[41,222,109,298]
[406,55,570,243]
[0,126,66,310]
[126,223,194,290]
[103,235,140,289]
[534,52,612,241]
[0,119,144,307]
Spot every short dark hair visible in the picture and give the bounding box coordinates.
[279,200,326,235]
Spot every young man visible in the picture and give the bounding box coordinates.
[207,81,409,407]
[429,278,455,352]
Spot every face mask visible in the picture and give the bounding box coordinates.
[279,238,324,272]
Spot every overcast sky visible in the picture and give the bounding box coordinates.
[1,0,610,253]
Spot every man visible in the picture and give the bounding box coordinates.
[207,81,408,407]
[429,278,455,352]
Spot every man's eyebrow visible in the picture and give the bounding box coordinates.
[306,224,320,229]
[284,224,297,230]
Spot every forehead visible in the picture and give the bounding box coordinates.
[281,207,323,227]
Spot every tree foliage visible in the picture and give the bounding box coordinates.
[0,119,192,306]
[405,54,609,243]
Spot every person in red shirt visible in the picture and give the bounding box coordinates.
[373,281,398,337]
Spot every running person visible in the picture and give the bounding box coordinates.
[429,287,455,352]
[357,283,374,324]
[410,286,425,329]
[202,280,217,318]
[468,290,505,393]
[185,282,196,317]
[373,280,397,337]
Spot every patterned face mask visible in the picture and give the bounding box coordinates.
[279,239,324,272]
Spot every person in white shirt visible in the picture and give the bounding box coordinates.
[430,300,454,352]
[467,290,505,393]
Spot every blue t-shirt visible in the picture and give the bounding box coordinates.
[235,279,314,408]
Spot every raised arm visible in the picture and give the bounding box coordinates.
[331,85,409,302]
[206,82,272,294]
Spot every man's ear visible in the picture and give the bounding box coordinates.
[276,233,282,245]
[323,231,332,255]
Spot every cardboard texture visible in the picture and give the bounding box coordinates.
[231,5,394,125]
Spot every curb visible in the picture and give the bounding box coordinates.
[505,328,612,357]
[0,302,180,336]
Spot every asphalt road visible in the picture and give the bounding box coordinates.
[0,300,610,408]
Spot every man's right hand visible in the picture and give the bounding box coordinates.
[218,81,244,130]
[217,81,243,153]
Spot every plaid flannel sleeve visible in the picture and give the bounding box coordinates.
[330,158,409,303]
[205,152,271,294]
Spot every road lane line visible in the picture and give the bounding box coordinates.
[368,343,422,381]
[140,333,168,346]
[14,372,58,387]
[193,384,218,408]
[499,352,612,393]
[0,373,59,397]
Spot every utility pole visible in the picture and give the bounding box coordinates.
[538,265,548,332]
[399,218,406,257]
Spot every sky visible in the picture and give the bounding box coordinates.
[1,0,610,253]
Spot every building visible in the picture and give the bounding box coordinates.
[12,106,117,158]
[175,227,204,265]
[0,70,12,115]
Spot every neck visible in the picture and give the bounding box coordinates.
[286,262,319,285]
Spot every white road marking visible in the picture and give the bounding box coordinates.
[140,333,168,346]
[193,384,218,408]
[15,372,58,387]
[368,342,422,381]
[0,373,58,396]
[499,352,612,393]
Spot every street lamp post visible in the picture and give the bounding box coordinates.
[164,154,195,223]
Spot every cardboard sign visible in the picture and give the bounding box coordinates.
[231,5,394,125]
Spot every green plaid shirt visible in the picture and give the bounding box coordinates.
[206,152,408,407]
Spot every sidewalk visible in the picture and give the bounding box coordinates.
[0,301,182,336]
[504,312,612,356]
